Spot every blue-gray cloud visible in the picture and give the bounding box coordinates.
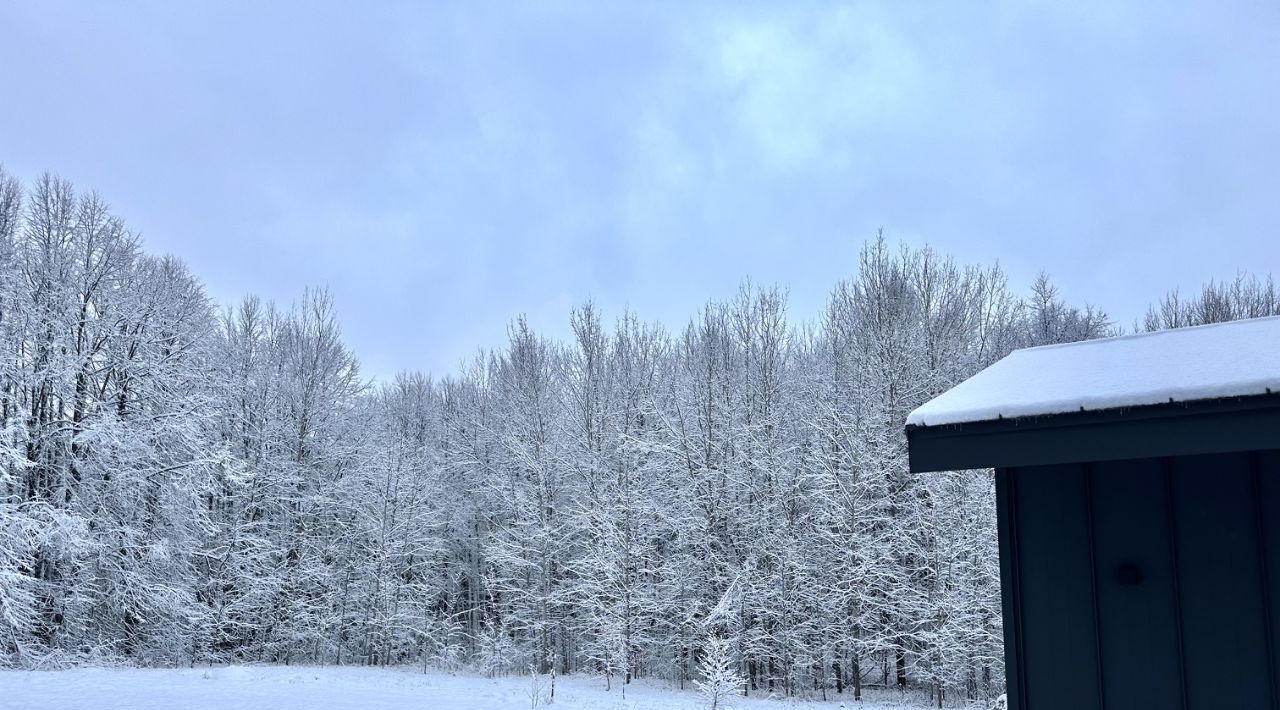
[3,1,1277,379]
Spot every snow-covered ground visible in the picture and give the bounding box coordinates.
[0,665,940,710]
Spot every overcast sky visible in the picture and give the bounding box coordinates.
[2,1,1277,379]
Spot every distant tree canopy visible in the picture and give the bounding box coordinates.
[1144,273,1280,331]
[0,167,1265,706]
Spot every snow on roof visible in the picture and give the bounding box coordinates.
[907,315,1280,428]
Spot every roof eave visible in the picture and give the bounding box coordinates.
[907,392,1280,473]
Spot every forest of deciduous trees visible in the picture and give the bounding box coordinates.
[1,168,1277,705]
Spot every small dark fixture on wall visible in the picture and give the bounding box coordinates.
[906,316,1280,710]
[1115,563,1142,586]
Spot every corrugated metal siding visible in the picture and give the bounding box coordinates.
[996,450,1280,710]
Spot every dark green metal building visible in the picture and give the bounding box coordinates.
[907,316,1280,710]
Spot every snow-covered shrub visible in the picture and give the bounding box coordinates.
[696,634,742,710]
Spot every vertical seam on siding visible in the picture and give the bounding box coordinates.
[1084,463,1106,710]
[1250,452,1279,710]
[1163,458,1189,710]
[1003,468,1028,709]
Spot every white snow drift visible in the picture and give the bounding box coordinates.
[0,666,932,710]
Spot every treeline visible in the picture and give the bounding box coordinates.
[1,169,1276,705]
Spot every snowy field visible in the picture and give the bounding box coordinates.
[0,666,940,710]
